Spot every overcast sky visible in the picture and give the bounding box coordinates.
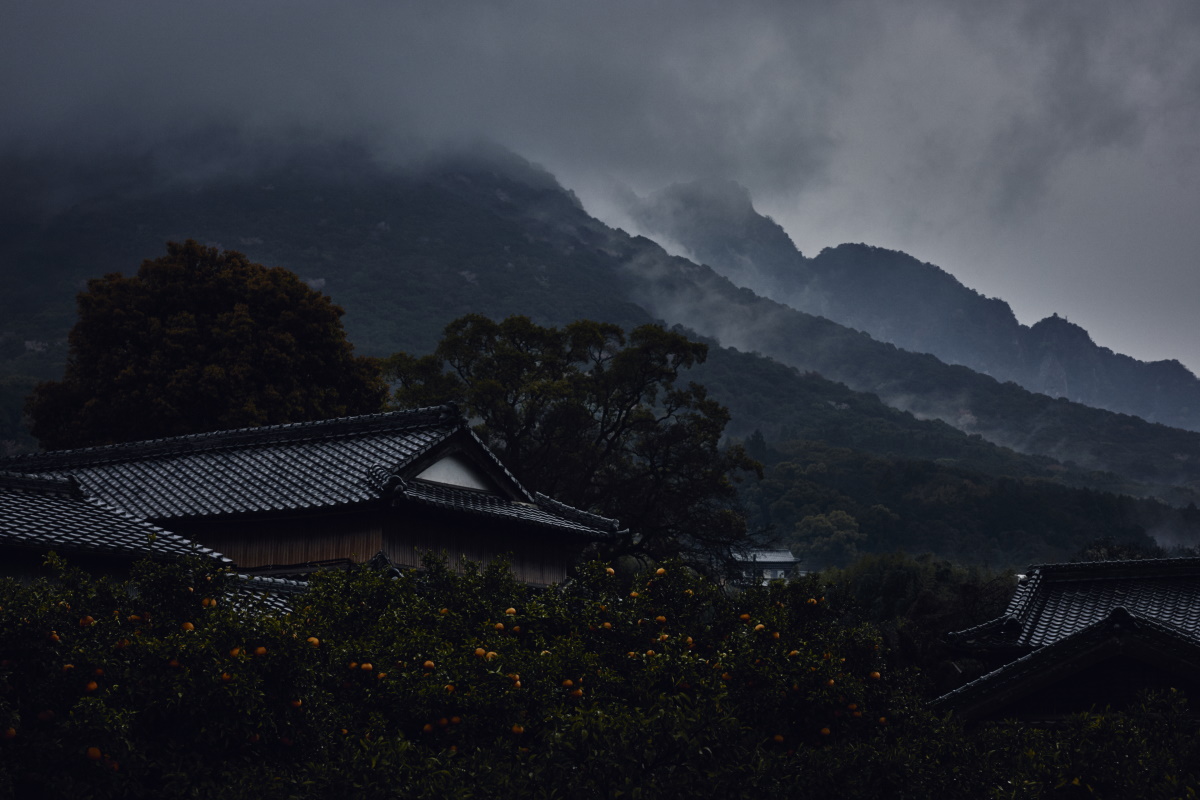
[5,1,1200,373]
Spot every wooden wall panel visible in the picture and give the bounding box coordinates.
[167,510,383,570]
[383,509,580,586]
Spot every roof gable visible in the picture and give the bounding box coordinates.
[413,453,498,492]
[935,605,1200,721]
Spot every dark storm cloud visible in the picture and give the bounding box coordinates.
[4,0,1200,370]
[0,1,850,193]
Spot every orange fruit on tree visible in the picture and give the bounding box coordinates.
[2,727,15,740]
[869,671,881,680]
[510,724,524,735]
[84,680,98,692]
[819,727,831,736]
[605,567,615,576]
[475,647,487,657]
[306,637,320,647]
[423,660,435,670]
[86,746,102,760]
[494,622,505,631]
[360,663,373,671]
[505,608,516,615]
[254,646,267,657]
[181,622,195,632]
[655,568,666,576]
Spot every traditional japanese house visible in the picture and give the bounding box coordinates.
[734,549,801,586]
[0,405,621,586]
[934,557,1200,723]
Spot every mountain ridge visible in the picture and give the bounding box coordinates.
[622,179,1200,430]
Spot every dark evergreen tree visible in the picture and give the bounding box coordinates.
[27,240,386,449]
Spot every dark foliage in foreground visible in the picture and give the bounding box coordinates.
[0,554,1197,798]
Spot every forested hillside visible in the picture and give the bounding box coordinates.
[5,135,1200,564]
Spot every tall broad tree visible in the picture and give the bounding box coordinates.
[387,314,762,565]
[27,240,386,449]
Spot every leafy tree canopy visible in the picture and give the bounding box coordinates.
[386,314,762,567]
[27,240,387,449]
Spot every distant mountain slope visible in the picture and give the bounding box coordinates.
[2,137,1200,505]
[623,180,1200,432]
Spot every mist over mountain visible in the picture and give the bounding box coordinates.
[4,135,1200,550]
[623,179,1200,432]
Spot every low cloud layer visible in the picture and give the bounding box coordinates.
[5,0,1200,370]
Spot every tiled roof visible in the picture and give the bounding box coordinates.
[933,605,1200,718]
[947,557,1200,651]
[0,471,229,563]
[0,406,619,538]
[0,407,460,521]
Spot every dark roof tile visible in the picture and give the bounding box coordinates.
[0,472,229,563]
[948,557,1200,650]
[0,406,618,538]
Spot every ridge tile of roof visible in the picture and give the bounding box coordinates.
[0,405,461,471]
[394,480,619,538]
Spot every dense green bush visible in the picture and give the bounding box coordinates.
[0,554,1197,798]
